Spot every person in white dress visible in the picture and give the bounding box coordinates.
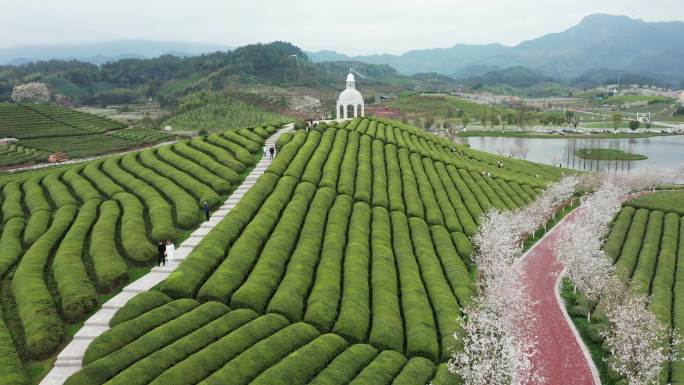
[165,239,175,265]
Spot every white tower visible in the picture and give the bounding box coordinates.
[336,70,364,120]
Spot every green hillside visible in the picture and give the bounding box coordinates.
[63,117,563,384]
[0,126,276,384]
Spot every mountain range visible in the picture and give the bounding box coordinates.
[0,40,232,65]
[308,14,684,86]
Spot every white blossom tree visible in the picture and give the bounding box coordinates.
[601,295,680,385]
[11,82,50,103]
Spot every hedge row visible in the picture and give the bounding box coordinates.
[101,156,176,240]
[148,313,289,385]
[371,140,389,209]
[63,166,101,202]
[161,173,280,299]
[239,127,266,143]
[121,153,199,229]
[67,301,228,385]
[0,218,24,277]
[2,181,23,223]
[319,129,348,189]
[23,176,50,212]
[223,130,261,156]
[431,226,474,307]
[0,315,28,385]
[434,162,478,233]
[174,141,241,185]
[250,333,349,385]
[301,127,336,186]
[305,194,354,331]
[231,182,316,312]
[353,135,372,204]
[156,145,232,193]
[421,159,463,233]
[337,131,359,197]
[200,322,320,385]
[448,165,490,216]
[392,357,436,385]
[43,172,77,207]
[309,344,378,385]
[90,200,128,290]
[113,192,156,262]
[197,176,298,303]
[349,349,407,385]
[284,130,322,180]
[465,169,506,210]
[630,210,664,295]
[333,202,372,343]
[267,187,336,321]
[368,206,403,352]
[12,204,76,358]
[82,159,124,197]
[190,137,246,173]
[398,148,424,219]
[110,291,172,327]
[137,149,222,207]
[604,206,636,261]
[409,153,444,227]
[23,209,50,246]
[391,210,439,361]
[53,199,99,320]
[207,133,253,166]
[671,218,684,384]
[268,130,307,176]
[614,208,650,280]
[649,212,679,325]
[385,144,405,213]
[409,217,462,360]
[83,298,199,364]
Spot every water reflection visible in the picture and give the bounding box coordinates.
[464,135,684,174]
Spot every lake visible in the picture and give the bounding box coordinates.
[463,135,684,175]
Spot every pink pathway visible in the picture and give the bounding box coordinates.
[521,208,599,385]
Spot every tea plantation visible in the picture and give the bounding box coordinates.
[61,118,562,384]
[599,191,684,385]
[0,125,276,384]
[0,104,172,163]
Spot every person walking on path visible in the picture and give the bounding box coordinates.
[165,239,175,265]
[157,240,167,266]
[268,146,275,160]
[203,201,211,221]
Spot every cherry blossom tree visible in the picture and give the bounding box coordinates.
[601,295,681,385]
[11,82,50,103]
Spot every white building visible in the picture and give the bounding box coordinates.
[336,71,364,120]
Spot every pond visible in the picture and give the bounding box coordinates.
[463,135,684,175]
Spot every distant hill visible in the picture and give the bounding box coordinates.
[0,40,232,65]
[308,14,684,85]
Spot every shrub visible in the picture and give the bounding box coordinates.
[23,176,50,212]
[284,131,322,180]
[82,159,124,197]
[649,212,679,325]
[391,211,439,362]
[231,182,316,312]
[319,129,348,190]
[199,322,320,385]
[333,202,372,343]
[614,208,649,280]
[275,132,294,151]
[110,291,172,327]
[305,195,354,331]
[349,349,407,385]
[485,177,517,209]
[267,187,336,321]
[630,210,664,295]
[156,145,232,193]
[83,298,199,365]
[268,130,307,176]
[385,144,405,213]
[90,200,128,290]
[435,163,478,233]
[189,137,247,173]
[42,172,77,207]
[445,164,488,217]
[671,218,684,383]
[431,363,461,385]
[0,218,25,277]
[353,135,372,204]
[113,192,156,262]
[337,131,359,197]
[0,317,29,385]
[23,209,50,246]
[371,140,389,209]
[431,226,474,306]
[63,166,101,201]
[12,204,76,358]
[223,130,261,154]
[421,159,462,232]
[197,176,298,303]
[53,199,99,320]
[452,232,474,262]
[173,141,241,184]
[410,154,445,227]
[398,149,424,218]
[148,313,289,385]
[2,181,24,223]
[301,128,335,185]
[161,173,280,299]
[309,344,378,385]
[392,357,436,385]
[604,206,636,261]
[368,206,403,352]
[250,334,349,385]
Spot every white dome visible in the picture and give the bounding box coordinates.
[338,88,364,105]
[346,73,355,82]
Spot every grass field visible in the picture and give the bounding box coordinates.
[62,117,566,385]
[0,144,47,167]
[568,193,684,385]
[575,148,648,161]
[0,126,276,384]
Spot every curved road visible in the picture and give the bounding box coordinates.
[521,208,600,385]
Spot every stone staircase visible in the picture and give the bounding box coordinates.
[40,123,294,384]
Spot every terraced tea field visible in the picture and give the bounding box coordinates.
[0,126,276,384]
[63,118,562,384]
[599,191,684,384]
[0,104,173,163]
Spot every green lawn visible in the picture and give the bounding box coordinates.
[575,148,647,161]
[625,191,684,215]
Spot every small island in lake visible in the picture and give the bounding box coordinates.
[575,148,648,161]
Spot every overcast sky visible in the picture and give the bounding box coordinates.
[1,0,682,55]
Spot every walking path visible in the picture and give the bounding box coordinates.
[40,123,293,385]
[520,207,601,385]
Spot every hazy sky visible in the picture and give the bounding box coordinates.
[1,0,682,54]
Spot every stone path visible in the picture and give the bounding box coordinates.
[520,207,601,385]
[40,124,293,385]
